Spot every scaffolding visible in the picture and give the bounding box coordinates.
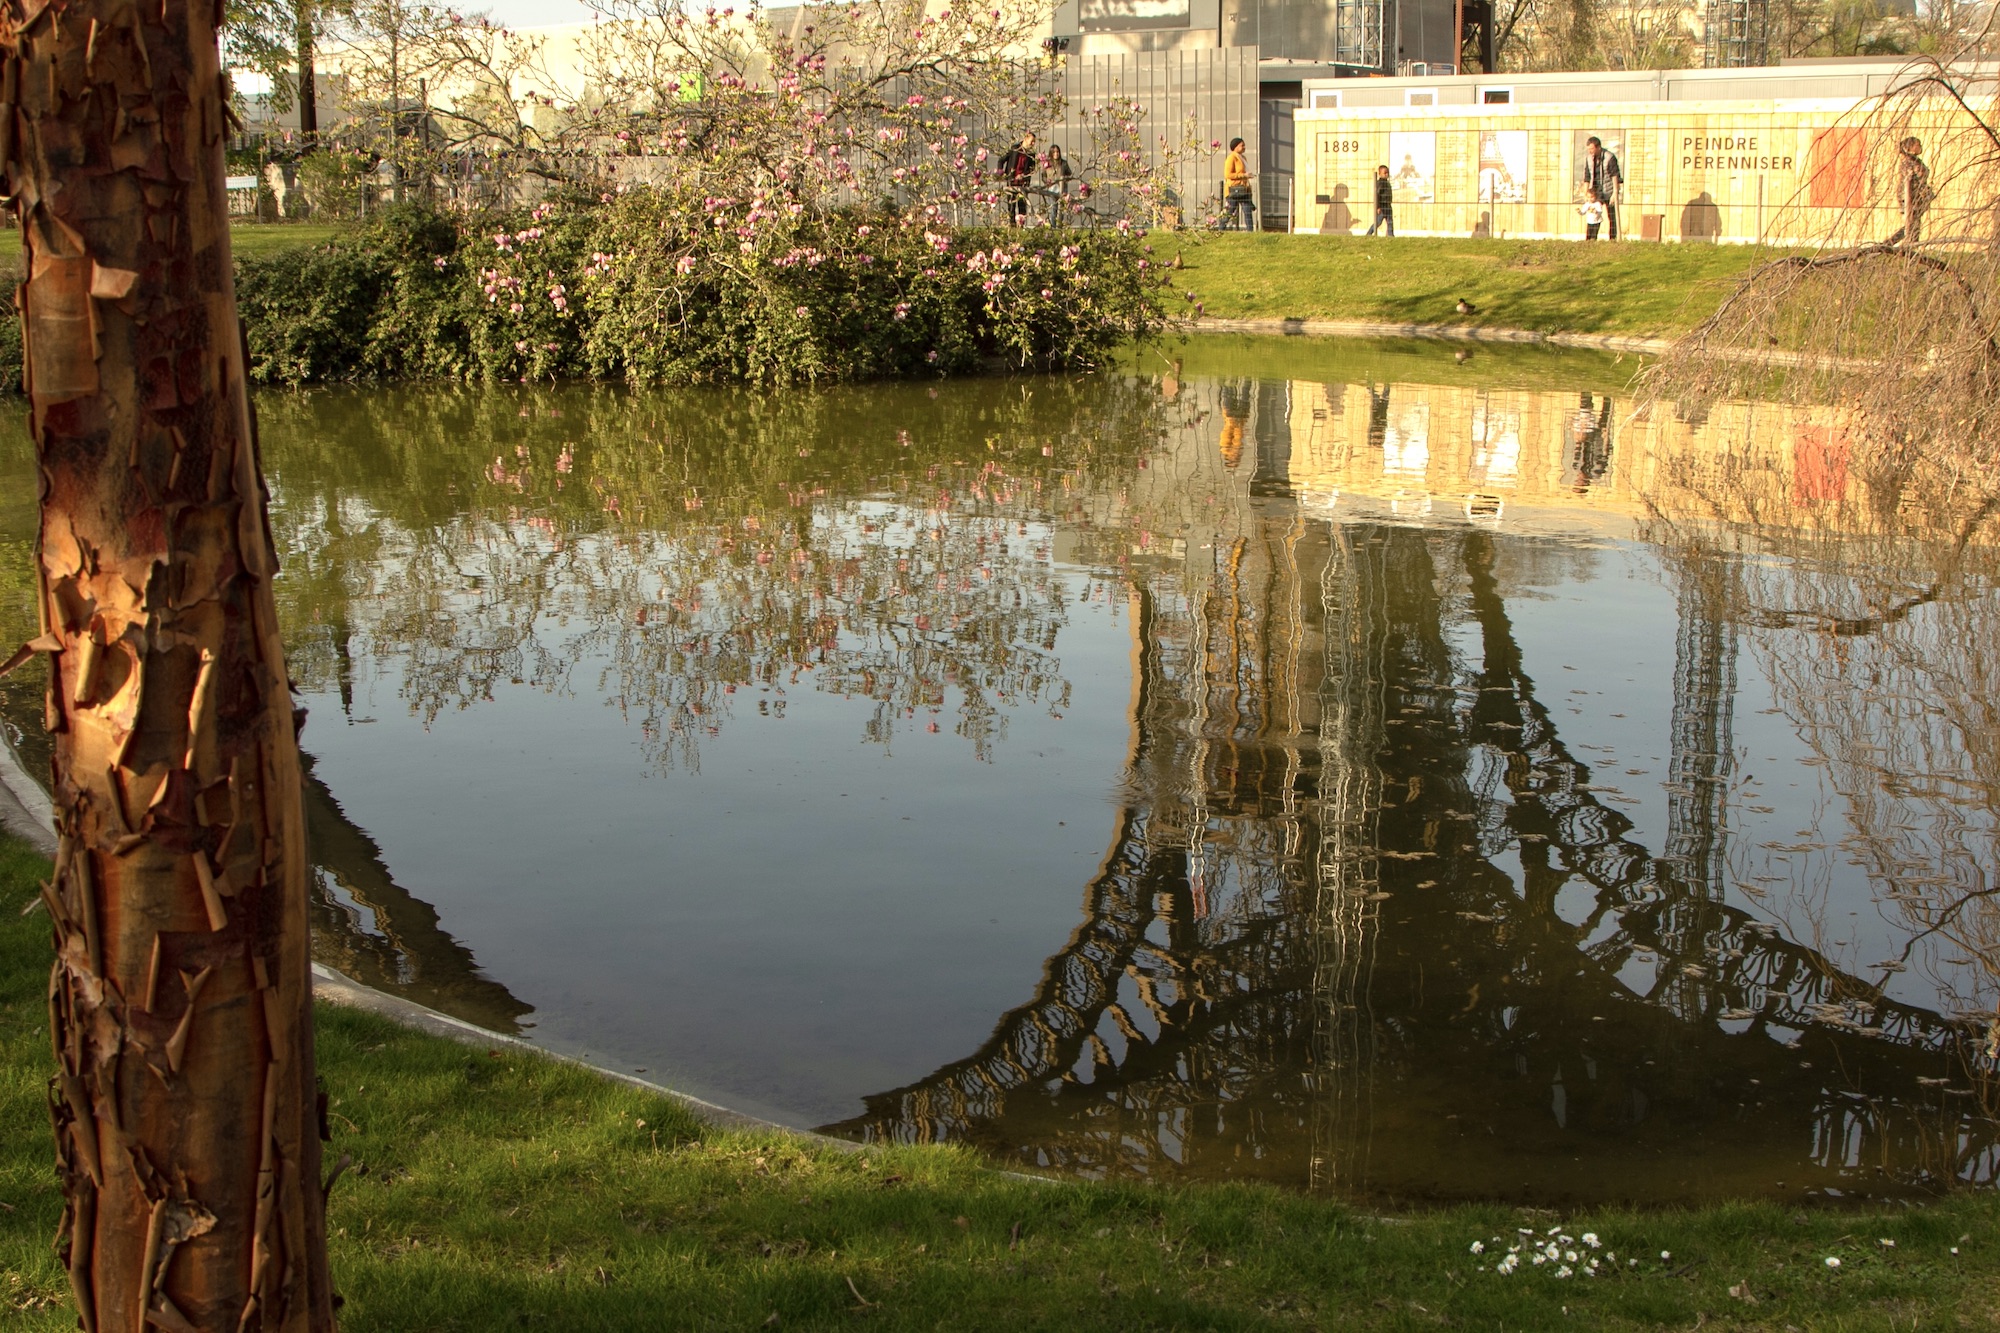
[1704,0,1771,68]
[1334,0,1390,73]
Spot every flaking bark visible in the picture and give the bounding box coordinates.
[0,0,336,1326]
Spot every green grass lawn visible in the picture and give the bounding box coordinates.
[1166,234,1784,339]
[0,226,1752,343]
[0,222,346,267]
[3,832,1998,1329]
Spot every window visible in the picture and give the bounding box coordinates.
[1406,89,1437,107]
[1079,0,1192,31]
[1309,88,1342,109]
[1480,87,1513,104]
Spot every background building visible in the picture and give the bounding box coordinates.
[1046,0,1467,222]
[1290,58,1978,242]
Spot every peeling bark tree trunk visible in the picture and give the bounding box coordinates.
[1,0,335,1327]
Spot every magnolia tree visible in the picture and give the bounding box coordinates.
[327,0,574,203]
[318,0,1202,224]
[235,0,1198,383]
[578,0,1059,213]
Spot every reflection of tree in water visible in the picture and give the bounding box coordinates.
[1643,435,2000,1117]
[211,377,1186,1021]
[828,502,2000,1201]
[258,378,1189,769]
[581,489,1074,769]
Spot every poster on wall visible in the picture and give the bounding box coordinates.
[1477,130,1529,203]
[1315,132,1368,232]
[1388,131,1436,203]
[1807,127,1865,208]
[1571,128,1632,202]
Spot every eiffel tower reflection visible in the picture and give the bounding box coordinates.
[826,494,1997,1204]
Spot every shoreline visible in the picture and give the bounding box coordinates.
[1192,315,1676,354]
[0,732,848,1147]
[307,961,861,1149]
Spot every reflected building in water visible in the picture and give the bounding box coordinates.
[829,372,2000,1202]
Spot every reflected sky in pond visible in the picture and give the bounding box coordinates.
[3,337,1998,1205]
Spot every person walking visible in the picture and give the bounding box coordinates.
[1223,138,1255,230]
[1887,136,1932,245]
[1364,164,1394,237]
[1577,184,1605,240]
[999,132,1038,227]
[1580,136,1623,240]
[1040,143,1072,225]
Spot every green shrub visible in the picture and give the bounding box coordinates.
[7,198,1179,392]
[237,241,390,384]
[295,147,375,222]
[358,206,483,382]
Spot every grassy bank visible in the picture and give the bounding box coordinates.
[0,221,348,267]
[2,833,1998,1329]
[1167,234,1779,339]
[0,228,1758,350]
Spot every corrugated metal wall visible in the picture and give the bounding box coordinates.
[1054,48,1261,221]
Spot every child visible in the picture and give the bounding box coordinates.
[1365,164,1394,237]
[1577,184,1605,241]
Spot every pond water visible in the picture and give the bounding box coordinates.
[3,336,1998,1206]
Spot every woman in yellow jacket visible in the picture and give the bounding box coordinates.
[1224,138,1254,231]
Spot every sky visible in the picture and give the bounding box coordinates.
[457,0,593,27]
[231,0,593,90]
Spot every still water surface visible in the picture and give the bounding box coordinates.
[3,337,1997,1205]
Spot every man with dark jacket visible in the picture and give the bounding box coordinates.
[999,132,1038,227]
[1581,136,1623,240]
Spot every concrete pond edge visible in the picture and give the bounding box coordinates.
[306,962,864,1150]
[1185,318,1886,372]
[1191,316,1676,355]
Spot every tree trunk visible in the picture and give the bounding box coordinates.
[296,1,318,146]
[3,0,335,1327]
